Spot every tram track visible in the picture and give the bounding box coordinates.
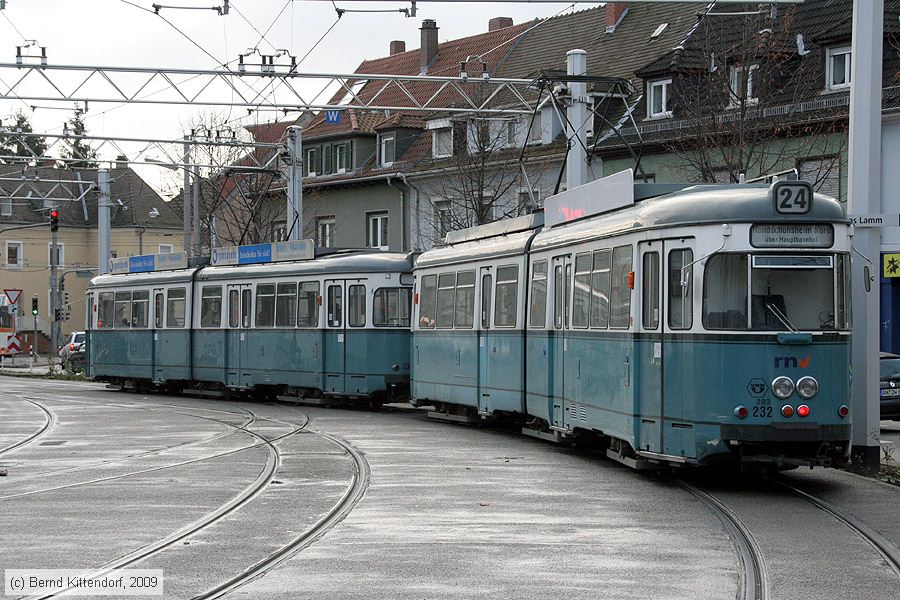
[768,477,900,578]
[20,404,309,600]
[0,395,55,458]
[675,480,768,600]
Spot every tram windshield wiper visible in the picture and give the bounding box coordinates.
[765,302,798,333]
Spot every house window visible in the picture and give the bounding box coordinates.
[273,221,287,242]
[433,128,453,158]
[528,111,542,143]
[367,212,389,249]
[5,241,22,268]
[506,119,517,146]
[1,197,11,216]
[306,147,319,176]
[378,133,396,166]
[317,216,335,247]
[334,142,351,173]
[321,144,333,175]
[827,46,851,91]
[729,64,759,106]
[435,201,452,238]
[47,243,64,267]
[158,244,174,254]
[517,188,541,215]
[647,78,673,118]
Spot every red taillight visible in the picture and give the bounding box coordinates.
[627,271,635,289]
[781,405,794,418]
[69,343,75,351]
[734,405,748,419]
[797,404,810,418]
[414,292,419,305]
[838,405,850,418]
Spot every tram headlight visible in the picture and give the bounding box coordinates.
[796,376,818,399]
[772,376,795,399]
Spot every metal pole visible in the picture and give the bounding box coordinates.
[31,298,36,370]
[566,49,590,190]
[286,126,303,240]
[50,221,59,357]
[192,163,201,256]
[183,138,192,253]
[848,0,883,475]
[98,168,111,274]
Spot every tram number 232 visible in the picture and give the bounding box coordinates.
[753,397,773,418]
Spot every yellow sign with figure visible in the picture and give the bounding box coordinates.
[884,254,900,277]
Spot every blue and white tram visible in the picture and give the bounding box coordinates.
[412,176,852,469]
[87,249,415,402]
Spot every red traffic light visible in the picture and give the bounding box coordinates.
[50,209,59,218]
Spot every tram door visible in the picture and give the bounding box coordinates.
[550,255,570,429]
[226,284,252,388]
[151,288,165,382]
[477,267,492,414]
[324,279,347,394]
[636,239,695,456]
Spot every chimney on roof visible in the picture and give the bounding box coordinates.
[605,2,628,33]
[390,40,406,56]
[420,19,439,74]
[489,17,513,31]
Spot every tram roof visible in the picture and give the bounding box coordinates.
[530,184,845,252]
[89,268,199,289]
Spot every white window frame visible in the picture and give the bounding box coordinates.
[826,46,851,91]
[728,64,759,107]
[527,110,543,144]
[432,128,453,158]
[306,147,318,177]
[378,133,396,167]
[367,212,389,250]
[273,221,287,242]
[317,216,335,247]
[335,142,350,174]
[5,240,23,268]
[435,200,452,238]
[0,196,11,216]
[647,78,673,119]
[47,242,64,268]
[158,244,174,254]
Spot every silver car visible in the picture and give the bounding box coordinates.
[59,331,86,367]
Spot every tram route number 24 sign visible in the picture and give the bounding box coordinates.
[771,181,813,215]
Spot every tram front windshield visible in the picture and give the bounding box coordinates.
[702,254,849,331]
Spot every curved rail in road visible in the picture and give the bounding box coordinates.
[675,480,769,600]
[0,395,55,457]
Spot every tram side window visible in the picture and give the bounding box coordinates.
[481,274,492,329]
[529,260,548,328]
[327,285,343,327]
[573,253,591,328]
[241,289,252,328]
[200,286,222,328]
[590,250,611,329]
[297,282,320,327]
[276,283,297,328]
[836,254,850,330]
[642,252,660,330]
[132,291,149,328]
[154,292,164,328]
[494,265,518,328]
[554,264,564,329]
[114,291,132,329]
[455,271,475,329]
[348,284,366,327]
[610,245,633,329]
[419,274,437,329]
[98,292,115,329]
[702,254,748,330]
[373,287,412,327]
[436,273,456,329]
[167,288,186,328]
[255,284,276,327]
[668,249,693,330]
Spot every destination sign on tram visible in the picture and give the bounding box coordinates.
[750,224,834,248]
[211,239,314,266]
[108,251,188,274]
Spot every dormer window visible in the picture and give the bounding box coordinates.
[647,78,673,119]
[728,64,759,107]
[433,127,453,158]
[827,46,851,91]
[378,133,396,167]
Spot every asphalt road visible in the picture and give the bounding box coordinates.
[1,377,898,599]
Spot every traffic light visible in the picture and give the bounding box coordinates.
[31,297,38,316]
[62,292,70,320]
[49,209,59,232]
[54,307,64,321]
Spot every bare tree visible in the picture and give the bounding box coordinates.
[419,114,549,245]
[664,7,847,192]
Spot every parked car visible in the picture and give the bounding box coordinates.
[880,352,900,420]
[59,331,86,368]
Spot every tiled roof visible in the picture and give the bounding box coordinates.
[0,166,181,229]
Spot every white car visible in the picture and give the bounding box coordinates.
[59,331,86,366]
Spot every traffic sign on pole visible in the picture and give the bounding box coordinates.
[3,288,22,304]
